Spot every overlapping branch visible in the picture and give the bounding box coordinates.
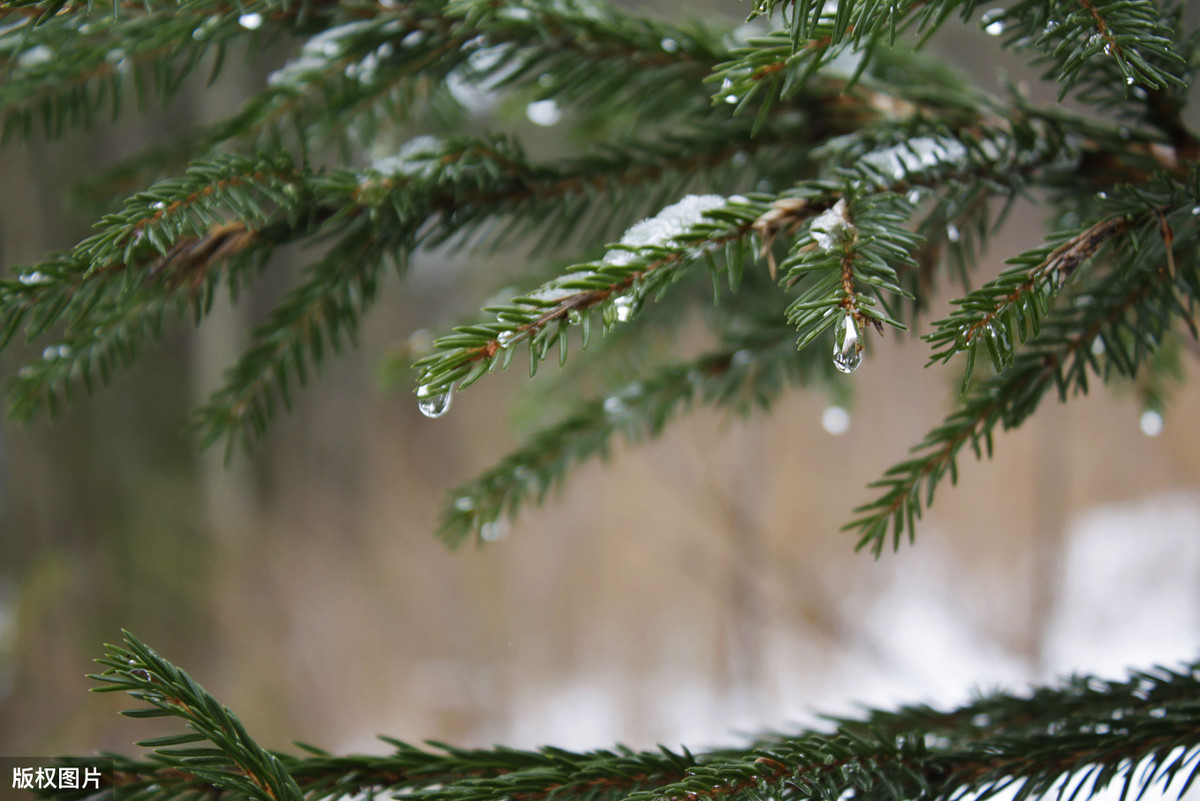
[68,633,1200,801]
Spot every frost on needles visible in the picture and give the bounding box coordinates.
[0,0,1199,799]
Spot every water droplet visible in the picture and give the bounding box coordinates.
[660,37,679,52]
[150,201,166,211]
[238,12,263,30]
[1139,409,1163,437]
[454,496,475,512]
[497,331,515,349]
[417,384,452,418]
[724,93,739,105]
[1192,206,1200,216]
[567,308,583,325]
[1043,19,1060,34]
[613,296,634,323]
[906,188,923,204]
[42,346,59,360]
[526,99,561,126]
[821,406,850,435]
[1103,42,1114,56]
[731,349,754,368]
[1126,76,1135,86]
[480,517,509,542]
[1091,338,1105,356]
[603,396,625,415]
[982,8,1005,35]
[1096,191,1108,200]
[190,18,219,40]
[832,313,862,374]
[946,223,961,242]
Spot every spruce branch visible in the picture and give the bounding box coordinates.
[925,215,1131,389]
[781,189,917,371]
[411,103,1112,417]
[76,739,697,801]
[0,0,340,144]
[848,184,1200,556]
[2,153,303,420]
[0,0,727,149]
[57,637,1200,801]
[187,127,809,452]
[832,663,1200,748]
[4,124,805,446]
[983,0,1188,102]
[88,630,305,801]
[411,193,769,404]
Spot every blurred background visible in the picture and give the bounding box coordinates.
[2,0,1200,767]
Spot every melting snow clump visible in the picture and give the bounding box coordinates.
[603,194,727,266]
[369,136,444,179]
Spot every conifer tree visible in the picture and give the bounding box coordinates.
[1,0,1199,800]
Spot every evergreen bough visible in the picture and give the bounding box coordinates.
[1,0,1198,799]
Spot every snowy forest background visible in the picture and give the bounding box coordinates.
[2,0,1200,776]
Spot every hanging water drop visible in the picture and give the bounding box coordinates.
[832,313,862,374]
[417,384,452,418]
[613,296,634,322]
[497,330,515,349]
[238,12,263,30]
[946,223,961,242]
[567,308,583,325]
[660,37,679,52]
[821,406,851,435]
[480,516,509,542]
[1139,409,1163,437]
[981,8,1005,35]
[526,99,561,126]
